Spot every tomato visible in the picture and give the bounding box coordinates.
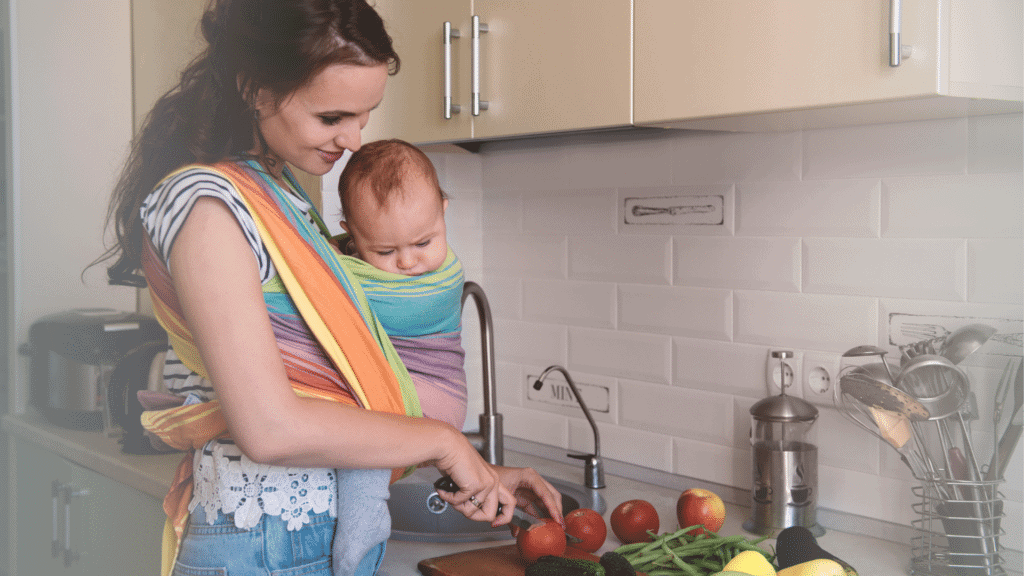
[609,499,659,544]
[564,508,607,553]
[516,518,567,564]
[676,488,725,535]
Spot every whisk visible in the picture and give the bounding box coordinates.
[834,366,936,487]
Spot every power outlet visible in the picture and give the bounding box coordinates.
[764,349,803,398]
[803,352,842,406]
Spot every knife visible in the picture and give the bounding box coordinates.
[432,475,582,544]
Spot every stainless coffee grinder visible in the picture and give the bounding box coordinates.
[744,350,824,537]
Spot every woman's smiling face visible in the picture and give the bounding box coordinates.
[255,63,388,176]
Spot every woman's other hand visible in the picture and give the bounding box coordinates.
[494,466,565,529]
[432,433,516,524]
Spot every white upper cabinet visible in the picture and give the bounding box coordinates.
[366,0,633,145]
[634,0,1023,131]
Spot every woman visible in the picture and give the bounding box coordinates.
[100,1,562,574]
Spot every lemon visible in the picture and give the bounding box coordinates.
[777,558,846,576]
[722,550,777,576]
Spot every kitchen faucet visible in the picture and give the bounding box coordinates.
[533,365,605,489]
[461,281,503,466]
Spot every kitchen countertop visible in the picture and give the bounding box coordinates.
[0,410,987,576]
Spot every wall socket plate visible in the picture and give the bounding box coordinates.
[765,349,803,398]
[803,351,842,407]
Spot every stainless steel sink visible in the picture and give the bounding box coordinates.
[388,468,606,543]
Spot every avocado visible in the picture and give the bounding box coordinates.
[775,527,858,575]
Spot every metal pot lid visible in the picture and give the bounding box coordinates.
[750,393,819,422]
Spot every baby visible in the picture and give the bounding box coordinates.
[336,138,450,277]
[330,139,467,576]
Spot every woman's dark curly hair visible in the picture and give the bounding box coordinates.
[99,0,399,287]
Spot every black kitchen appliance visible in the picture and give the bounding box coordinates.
[25,308,165,430]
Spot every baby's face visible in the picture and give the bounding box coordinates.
[342,174,449,276]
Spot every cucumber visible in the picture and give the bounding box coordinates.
[525,555,606,576]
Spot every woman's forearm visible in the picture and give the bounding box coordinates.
[241,396,463,470]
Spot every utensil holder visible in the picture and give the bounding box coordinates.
[911,476,1006,576]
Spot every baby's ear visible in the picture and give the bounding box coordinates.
[441,198,449,213]
[339,220,350,234]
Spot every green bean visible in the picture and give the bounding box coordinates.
[627,550,668,567]
[614,541,649,554]
[640,526,701,554]
[668,556,701,576]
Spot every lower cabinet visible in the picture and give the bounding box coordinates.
[11,437,164,576]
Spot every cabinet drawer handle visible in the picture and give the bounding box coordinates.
[889,0,913,66]
[472,15,489,116]
[443,21,461,119]
[62,484,90,567]
[51,480,63,558]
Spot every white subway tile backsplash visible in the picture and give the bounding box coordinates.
[569,235,672,285]
[620,380,734,445]
[968,239,1024,304]
[461,113,1024,532]
[483,233,566,279]
[817,465,916,525]
[619,284,732,340]
[558,131,676,189]
[445,193,482,232]
[434,147,484,193]
[673,339,773,399]
[736,179,881,237]
[494,319,567,367]
[481,193,522,233]
[803,238,967,301]
[968,114,1024,174]
[619,185,735,236]
[523,279,616,328]
[568,328,672,384]
[673,437,746,487]
[733,396,758,452]
[477,277,522,321]
[735,291,878,351]
[572,420,674,473]
[816,408,881,475]
[882,173,1024,238]
[674,237,801,292]
[502,404,569,448]
[496,362,525,408]
[481,139,573,193]
[668,130,802,184]
[803,117,968,179]
[522,188,618,235]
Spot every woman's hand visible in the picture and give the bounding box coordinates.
[493,466,565,529]
[432,433,516,524]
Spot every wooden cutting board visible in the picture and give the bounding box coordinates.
[418,544,601,576]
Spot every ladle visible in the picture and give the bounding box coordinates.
[896,354,985,495]
[940,323,997,365]
[842,345,897,385]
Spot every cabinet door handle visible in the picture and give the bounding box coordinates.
[443,21,461,119]
[51,480,63,558]
[471,15,489,116]
[62,485,89,567]
[889,0,913,66]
